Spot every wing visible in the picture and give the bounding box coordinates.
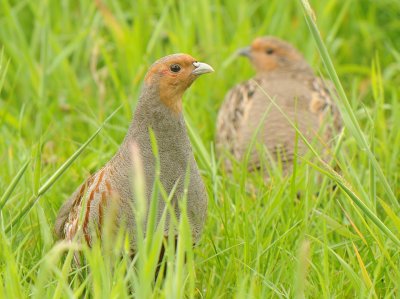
[54,175,94,240]
[309,77,343,139]
[215,79,258,168]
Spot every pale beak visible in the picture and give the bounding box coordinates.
[192,62,214,75]
[237,46,251,57]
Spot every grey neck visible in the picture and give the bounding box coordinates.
[112,84,189,166]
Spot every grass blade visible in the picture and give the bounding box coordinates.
[0,160,30,212]
[300,0,398,210]
[5,107,121,233]
[185,115,211,172]
[316,162,400,247]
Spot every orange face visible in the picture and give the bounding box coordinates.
[145,54,214,114]
[240,36,303,73]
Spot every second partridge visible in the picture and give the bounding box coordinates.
[216,36,341,173]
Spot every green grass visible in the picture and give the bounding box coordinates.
[1,0,400,297]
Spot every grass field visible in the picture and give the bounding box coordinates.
[1,0,400,298]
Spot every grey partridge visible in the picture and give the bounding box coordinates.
[55,54,213,253]
[216,36,341,173]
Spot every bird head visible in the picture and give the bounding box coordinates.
[144,54,214,114]
[238,36,307,74]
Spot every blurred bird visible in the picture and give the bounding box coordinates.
[55,54,213,257]
[216,36,342,174]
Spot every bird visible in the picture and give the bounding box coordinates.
[216,36,342,174]
[55,54,213,257]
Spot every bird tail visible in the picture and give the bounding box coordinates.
[54,195,76,239]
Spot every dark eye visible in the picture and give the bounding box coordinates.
[170,64,181,73]
[266,48,274,55]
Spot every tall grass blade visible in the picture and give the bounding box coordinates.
[300,0,398,209]
[5,107,121,233]
[0,160,30,212]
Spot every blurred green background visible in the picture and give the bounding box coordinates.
[1,0,399,297]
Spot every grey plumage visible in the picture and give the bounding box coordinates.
[216,36,342,173]
[55,54,212,250]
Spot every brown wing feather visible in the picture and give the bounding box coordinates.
[309,77,343,138]
[54,175,93,239]
[216,80,257,168]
